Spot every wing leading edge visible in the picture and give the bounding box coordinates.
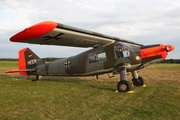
[10,21,143,47]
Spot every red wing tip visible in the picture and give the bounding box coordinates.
[10,21,58,42]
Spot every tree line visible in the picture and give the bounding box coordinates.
[0,58,180,63]
[159,59,180,64]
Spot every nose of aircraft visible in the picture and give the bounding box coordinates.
[140,44,175,60]
[165,44,175,52]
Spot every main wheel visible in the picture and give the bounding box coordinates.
[132,76,144,86]
[117,80,131,92]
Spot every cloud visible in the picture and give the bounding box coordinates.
[0,0,180,58]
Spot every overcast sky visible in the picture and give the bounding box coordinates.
[0,0,179,59]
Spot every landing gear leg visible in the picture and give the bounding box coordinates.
[117,66,131,92]
[131,71,144,86]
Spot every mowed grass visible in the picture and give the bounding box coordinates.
[0,61,180,120]
[0,61,18,67]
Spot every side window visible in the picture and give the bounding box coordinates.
[115,43,130,59]
[98,52,106,62]
[88,53,99,63]
[88,52,106,64]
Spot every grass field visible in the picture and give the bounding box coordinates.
[0,61,180,120]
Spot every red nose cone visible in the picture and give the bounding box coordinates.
[165,44,175,52]
[140,44,175,60]
[10,21,58,42]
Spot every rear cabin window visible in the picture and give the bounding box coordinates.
[88,52,106,63]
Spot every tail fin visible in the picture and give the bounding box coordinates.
[6,48,44,75]
[18,48,40,75]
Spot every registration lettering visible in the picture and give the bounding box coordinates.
[27,59,37,65]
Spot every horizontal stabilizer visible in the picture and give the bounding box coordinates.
[5,69,36,74]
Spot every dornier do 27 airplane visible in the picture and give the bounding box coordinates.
[6,21,175,92]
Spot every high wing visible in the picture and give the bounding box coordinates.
[10,21,143,47]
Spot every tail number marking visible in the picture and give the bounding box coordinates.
[27,59,37,65]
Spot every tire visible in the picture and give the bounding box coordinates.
[117,80,131,92]
[132,76,144,86]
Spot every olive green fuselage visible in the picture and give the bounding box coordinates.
[36,41,143,76]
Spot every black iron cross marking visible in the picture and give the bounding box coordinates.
[43,33,64,41]
[64,60,71,69]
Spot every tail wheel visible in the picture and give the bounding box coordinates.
[117,80,131,92]
[132,76,144,86]
[32,75,39,82]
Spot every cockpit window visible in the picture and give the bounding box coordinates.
[115,43,130,58]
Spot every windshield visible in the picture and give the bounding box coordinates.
[114,43,131,58]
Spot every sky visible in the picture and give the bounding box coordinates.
[0,0,180,59]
